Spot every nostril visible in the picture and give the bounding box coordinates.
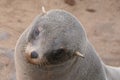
[30,51,39,59]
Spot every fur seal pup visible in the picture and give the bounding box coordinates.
[15,9,120,80]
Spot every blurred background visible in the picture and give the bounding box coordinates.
[0,0,120,69]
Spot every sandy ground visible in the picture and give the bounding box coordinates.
[0,0,120,80]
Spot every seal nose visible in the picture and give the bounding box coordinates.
[30,51,38,58]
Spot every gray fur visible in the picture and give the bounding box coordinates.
[15,10,120,80]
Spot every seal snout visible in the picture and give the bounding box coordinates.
[30,51,39,59]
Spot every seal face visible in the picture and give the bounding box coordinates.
[21,10,87,67]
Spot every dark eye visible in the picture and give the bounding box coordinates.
[28,28,40,42]
[48,48,66,61]
[34,28,40,37]
[31,28,40,40]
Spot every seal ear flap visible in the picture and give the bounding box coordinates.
[41,6,47,15]
[75,51,85,58]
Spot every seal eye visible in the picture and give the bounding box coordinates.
[30,28,40,40]
[30,51,39,58]
[46,48,70,64]
[34,28,40,37]
[52,48,65,59]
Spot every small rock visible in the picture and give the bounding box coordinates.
[0,47,14,59]
[0,32,10,40]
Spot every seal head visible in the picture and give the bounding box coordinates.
[15,10,89,80]
[21,10,87,67]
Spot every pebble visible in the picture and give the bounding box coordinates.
[0,32,10,40]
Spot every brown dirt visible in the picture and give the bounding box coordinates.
[0,0,120,79]
[64,0,76,6]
